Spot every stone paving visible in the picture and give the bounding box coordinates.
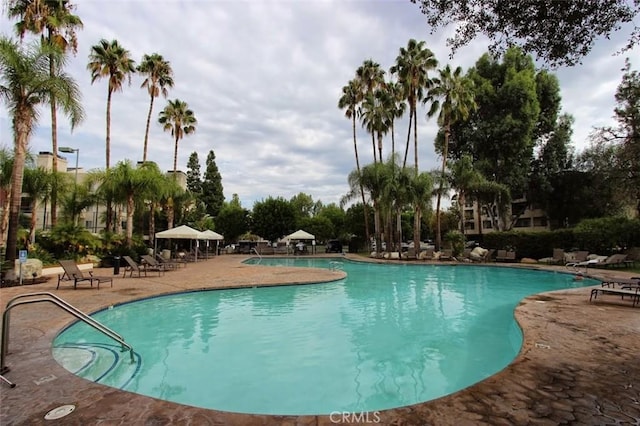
[0,255,638,425]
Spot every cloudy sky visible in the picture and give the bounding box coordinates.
[1,1,637,209]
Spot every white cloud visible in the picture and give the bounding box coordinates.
[1,0,637,209]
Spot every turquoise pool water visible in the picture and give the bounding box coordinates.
[53,259,593,415]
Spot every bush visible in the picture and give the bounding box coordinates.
[481,217,640,259]
[444,230,465,256]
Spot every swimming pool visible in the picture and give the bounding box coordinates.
[53,259,593,415]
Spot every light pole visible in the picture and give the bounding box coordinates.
[59,146,79,225]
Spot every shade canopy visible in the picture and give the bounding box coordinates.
[199,230,224,240]
[155,225,202,239]
[285,229,315,240]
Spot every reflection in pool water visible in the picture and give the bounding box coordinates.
[53,259,592,415]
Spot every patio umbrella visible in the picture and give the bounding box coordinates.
[155,225,202,261]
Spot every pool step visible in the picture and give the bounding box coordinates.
[53,343,140,389]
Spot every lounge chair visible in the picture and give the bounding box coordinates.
[600,277,640,290]
[57,260,113,290]
[439,249,453,261]
[496,250,516,262]
[122,255,163,278]
[598,254,633,268]
[420,248,435,261]
[155,253,185,268]
[589,286,640,307]
[565,251,589,267]
[141,255,173,272]
[540,248,565,265]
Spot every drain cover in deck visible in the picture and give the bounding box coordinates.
[44,404,75,420]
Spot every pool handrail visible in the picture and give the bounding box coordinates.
[1,292,135,377]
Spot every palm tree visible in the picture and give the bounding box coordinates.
[0,148,14,249]
[426,65,476,251]
[87,38,136,170]
[110,160,165,246]
[0,37,83,261]
[390,39,438,171]
[22,166,54,244]
[338,79,370,246]
[355,59,385,163]
[7,0,83,227]
[407,171,433,257]
[137,53,174,163]
[360,90,391,164]
[382,80,406,158]
[161,178,187,229]
[159,99,197,173]
[357,161,392,257]
[449,155,483,236]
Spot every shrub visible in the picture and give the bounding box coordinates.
[444,230,465,256]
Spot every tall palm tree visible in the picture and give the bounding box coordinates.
[159,99,197,173]
[0,38,83,261]
[137,53,174,163]
[87,38,136,170]
[360,90,391,163]
[382,79,406,158]
[390,39,438,171]
[426,65,476,251]
[8,0,83,227]
[338,79,370,246]
[355,59,385,163]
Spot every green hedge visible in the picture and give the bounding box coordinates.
[482,217,640,259]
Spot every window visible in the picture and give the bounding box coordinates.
[482,220,493,229]
[533,216,548,227]
[464,221,475,230]
[85,220,93,229]
[465,200,474,208]
[515,218,531,228]
[464,210,474,220]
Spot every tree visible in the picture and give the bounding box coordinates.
[87,39,136,170]
[22,166,53,243]
[0,147,13,249]
[360,90,391,162]
[529,114,575,227]
[390,39,438,171]
[449,155,484,235]
[426,65,476,250]
[216,194,249,243]
[251,197,296,242]
[355,59,386,163]
[200,150,224,217]
[383,79,406,158]
[290,192,315,222]
[446,48,544,230]
[7,0,83,227]
[0,38,83,261]
[413,0,640,66]
[317,203,347,239]
[137,53,174,163]
[185,151,202,194]
[338,78,371,246]
[591,59,640,216]
[158,99,197,173]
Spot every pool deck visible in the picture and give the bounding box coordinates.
[1,255,639,425]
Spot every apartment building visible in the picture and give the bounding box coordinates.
[458,195,549,235]
[26,152,186,233]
